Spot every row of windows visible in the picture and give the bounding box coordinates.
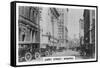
[19,6,39,25]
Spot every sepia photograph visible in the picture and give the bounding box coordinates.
[11,1,98,66]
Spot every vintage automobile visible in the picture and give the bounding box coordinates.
[18,42,56,62]
[18,42,40,62]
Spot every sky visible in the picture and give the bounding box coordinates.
[67,9,84,39]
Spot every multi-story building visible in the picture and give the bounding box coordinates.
[83,9,95,57]
[79,18,84,45]
[83,9,90,44]
[90,10,95,46]
[83,9,95,45]
[50,8,60,46]
[57,9,64,47]
[39,7,68,48]
[39,7,60,48]
[18,6,40,43]
[57,8,68,47]
[63,9,69,47]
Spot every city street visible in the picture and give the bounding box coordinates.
[52,50,80,56]
[50,49,82,59]
[30,49,82,62]
[17,6,96,64]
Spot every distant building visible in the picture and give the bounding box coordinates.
[57,9,64,47]
[50,8,60,46]
[39,7,68,48]
[39,7,60,47]
[64,8,69,44]
[79,18,84,45]
[57,8,69,47]
[64,26,68,45]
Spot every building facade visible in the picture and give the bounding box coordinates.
[18,6,40,43]
[39,7,60,48]
[57,8,68,47]
[89,10,95,45]
[79,18,84,45]
[83,9,95,57]
[83,10,90,44]
[39,7,68,48]
[83,9,95,45]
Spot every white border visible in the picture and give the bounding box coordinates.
[16,2,97,65]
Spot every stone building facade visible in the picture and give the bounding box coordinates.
[18,6,40,43]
